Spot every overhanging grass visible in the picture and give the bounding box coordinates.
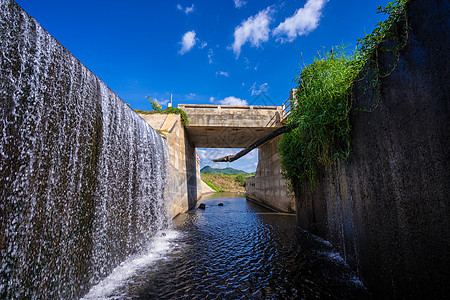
[279,0,409,188]
[279,48,362,185]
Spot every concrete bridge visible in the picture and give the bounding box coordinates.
[178,104,284,148]
[139,102,294,216]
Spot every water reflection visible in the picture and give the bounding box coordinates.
[101,193,370,299]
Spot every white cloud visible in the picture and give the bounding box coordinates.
[234,0,247,8]
[200,41,208,49]
[179,30,197,55]
[219,96,248,106]
[209,96,215,103]
[185,4,194,14]
[250,82,269,96]
[208,49,213,64]
[246,149,257,160]
[216,71,229,77]
[185,93,196,99]
[177,4,195,15]
[155,98,170,106]
[273,0,328,42]
[232,7,273,57]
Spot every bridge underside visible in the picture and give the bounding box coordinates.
[185,126,277,148]
[179,104,284,148]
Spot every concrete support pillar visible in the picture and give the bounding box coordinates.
[245,136,295,213]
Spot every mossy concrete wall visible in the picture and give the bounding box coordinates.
[294,0,450,298]
[246,136,295,213]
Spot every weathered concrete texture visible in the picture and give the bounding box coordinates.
[139,113,200,217]
[179,104,283,148]
[295,1,450,299]
[246,136,295,213]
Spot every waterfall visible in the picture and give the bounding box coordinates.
[0,0,169,298]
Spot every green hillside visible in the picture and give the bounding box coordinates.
[200,166,248,175]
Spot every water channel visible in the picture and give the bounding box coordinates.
[83,193,370,299]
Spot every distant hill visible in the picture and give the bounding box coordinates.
[200,166,248,175]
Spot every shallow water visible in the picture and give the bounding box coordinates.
[84,193,371,299]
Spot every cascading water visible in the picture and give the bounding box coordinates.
[0,0,169,298]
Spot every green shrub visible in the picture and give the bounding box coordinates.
[164,107,189,126]
[234,174,246,186]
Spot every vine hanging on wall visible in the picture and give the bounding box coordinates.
[355,0,410,112]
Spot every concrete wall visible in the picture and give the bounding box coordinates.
[246,136,295,213]
[195,150,204,200]
[139,113,200,216]
[294,1,450,298]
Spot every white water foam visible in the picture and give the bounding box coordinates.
[318,250,346,264]
[317,250,366,288]
[81,229,180,300]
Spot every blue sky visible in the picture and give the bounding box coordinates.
[15,0,391,172]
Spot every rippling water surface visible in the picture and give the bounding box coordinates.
[86,193,370,299]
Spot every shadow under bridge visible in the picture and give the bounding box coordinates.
[178,104,285,148]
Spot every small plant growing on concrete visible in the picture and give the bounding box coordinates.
[134,97,190,126]
[146,95,162,111]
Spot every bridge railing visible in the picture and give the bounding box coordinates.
[281,89,297,122]
[281,99,291,122]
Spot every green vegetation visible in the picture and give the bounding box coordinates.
[133,96,189,126]
[279,48,362,185]
[356,0,410,112]
[279,0,409,187]
[146,95,162,111]
[358,0,409,63]
[200,166,248,175]
[203,179,225,192]
[200,166,253,192]
[235,174,246,187]
[155,129,168,137]
[134,108,189,126]
[165,107,189,126]
[201,173,253,193]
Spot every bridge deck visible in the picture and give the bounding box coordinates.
[178,104,284,148]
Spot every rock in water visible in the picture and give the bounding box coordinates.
[218,203,224,206]
[198,203,206,209]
